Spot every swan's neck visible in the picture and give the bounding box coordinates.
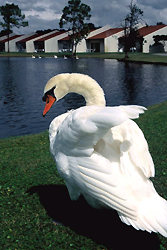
[67,74,106,106]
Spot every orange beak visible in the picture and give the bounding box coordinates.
[43,95,56,117]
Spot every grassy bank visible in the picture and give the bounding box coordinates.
[1,101,167,249]
[1,51,167,65]
[79,52,167,65]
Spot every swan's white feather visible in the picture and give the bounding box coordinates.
[44,73,167,237]
[50,105,147,156]
[48,104,167,236]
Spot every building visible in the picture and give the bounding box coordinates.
[0,34,22,52]
[79,25,111,53]
[138,24,167,53]
[26,30,60,52]
[87,27,124,52]
[34,31,68,53]
[16,33,43,52]
[0,33,18,51]
[1,25,167,54]
[57,25,122,53]
[4,34,36,52]
[118,24,167,53]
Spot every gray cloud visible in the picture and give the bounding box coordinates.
[0,0,167,34]
[138,0,167,10]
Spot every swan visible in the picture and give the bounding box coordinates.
[42,73,167,237]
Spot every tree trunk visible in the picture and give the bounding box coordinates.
[73,43,77,58]
[71,40,77,58]
[7,22,10,53]
[7,32,9,53]
[124,19,129,60]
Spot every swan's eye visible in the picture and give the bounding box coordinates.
[42,86,56,102]
[42,95,47,102]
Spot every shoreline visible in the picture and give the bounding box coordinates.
[0,52,167,65]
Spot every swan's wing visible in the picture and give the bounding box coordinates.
[53,105,146,157]
[51,104,154,179]
[51,104,156,219]
[75,153,138,219]
[50,105,166,235]
[96,118,154,178]
[118,120,155,178]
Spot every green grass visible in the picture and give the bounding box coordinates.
[1,102,167,249]
[78,52,167,64]
[120,52,167,64]
[1,51,167,65]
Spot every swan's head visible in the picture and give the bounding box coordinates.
[42,73,106,116]
[42,73,72,116]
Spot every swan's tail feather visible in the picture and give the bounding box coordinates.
[118,195,167,237]
[119,105,147,119]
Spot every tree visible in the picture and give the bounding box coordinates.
[0,3,28,52]
[157,22,165,25]
[121,0,143,58]
[153,34,167,51]
[59,0,91,57]
[153,35,167,43]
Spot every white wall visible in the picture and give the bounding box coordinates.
[26,40,36,53]
[76,39,87,52]
[104,30,124,52]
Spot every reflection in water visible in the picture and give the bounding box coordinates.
[1,59,26,134]
[0,57,167,138]
[122,62,138,104]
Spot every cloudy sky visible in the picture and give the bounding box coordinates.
[0,0,167,34]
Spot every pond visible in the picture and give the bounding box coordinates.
[0,57,167,138]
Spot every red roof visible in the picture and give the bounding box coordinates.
[88,28,123,39]
[17,34,41,43]
[1,35,22,43]
[138,25,167,37]
[60,28,98,41]
[35,31,66,42]
[60,35,70,41]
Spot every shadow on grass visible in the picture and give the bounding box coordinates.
[27,184,160,250]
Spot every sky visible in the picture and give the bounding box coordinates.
[0,0,167,34]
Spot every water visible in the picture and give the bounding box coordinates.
[0,57,167,138]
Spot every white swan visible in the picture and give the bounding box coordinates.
[42,73,167,237]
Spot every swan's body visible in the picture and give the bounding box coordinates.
[43,73,167,237]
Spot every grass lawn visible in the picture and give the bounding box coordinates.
[1,101,167,249]
[1,51,167,65]
[78,52,167,64]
